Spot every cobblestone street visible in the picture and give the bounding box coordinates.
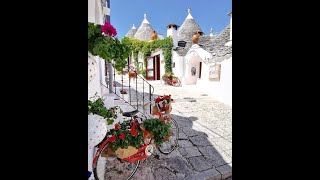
[115,77,232,180]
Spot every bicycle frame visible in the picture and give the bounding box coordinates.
[92,137,110,167]
[93,133,154,167]
[122,137,153,163]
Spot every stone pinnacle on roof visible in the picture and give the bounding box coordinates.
[186,8,193,19]
[209,28,214,37]
[142,13,150,24]
[132,24,136,29]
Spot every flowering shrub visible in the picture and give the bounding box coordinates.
[162,73,179,86]
[101,21,117,37]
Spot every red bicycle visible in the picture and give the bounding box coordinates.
[92,110,179,180]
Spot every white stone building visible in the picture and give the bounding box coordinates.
[125,8,232,106]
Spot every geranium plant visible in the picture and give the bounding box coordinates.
[153,95,173,112]
[142,117,172,145]
[106,120,144,150]
[88,22,130,71]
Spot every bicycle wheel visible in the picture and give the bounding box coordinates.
[93,141,140,180]
[158,116,179,154]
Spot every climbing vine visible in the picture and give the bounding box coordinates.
[121,36,174,74]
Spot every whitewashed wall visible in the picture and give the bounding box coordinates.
[88,57,102,99]
[198,57,232,106]
[88,0,95,23]
[172,51,184,78]
[88,0,105,100]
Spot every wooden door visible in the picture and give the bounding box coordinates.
[156,55,160,80]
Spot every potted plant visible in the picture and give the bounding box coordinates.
[142,117,172,146]
[103,120,144,159]
[162,73,179,86]
[152,95,173,114]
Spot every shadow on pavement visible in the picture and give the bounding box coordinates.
[131,113,232,180]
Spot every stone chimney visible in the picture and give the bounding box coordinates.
[166,24,179,47]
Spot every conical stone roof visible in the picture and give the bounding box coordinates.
[178,8,203,42]
[133,13,155,41]
[125,24,137,38]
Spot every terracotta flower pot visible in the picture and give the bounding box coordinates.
[151,31,158,40]
[164,103,172,114]
[192,32,200,44]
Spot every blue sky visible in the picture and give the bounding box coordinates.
[110,0,232,39]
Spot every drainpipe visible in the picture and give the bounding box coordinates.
[107,62,113,93]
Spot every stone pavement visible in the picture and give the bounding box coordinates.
[114,76,232,180]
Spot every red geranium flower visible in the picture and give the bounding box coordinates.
[101,21,117,37]
[114,124,119,130]
[119,133,125,140]
[163,96,168,100]
[108,135,116,142]
[164,136,169,141]
[130,128,138,137]
[131,121,138,129]
[155,97,161,103]
[161,119,166,124]
[143,130,149,136]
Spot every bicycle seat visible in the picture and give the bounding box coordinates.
[122,109,139,117]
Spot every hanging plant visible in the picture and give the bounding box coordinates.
[88,22,131,71]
